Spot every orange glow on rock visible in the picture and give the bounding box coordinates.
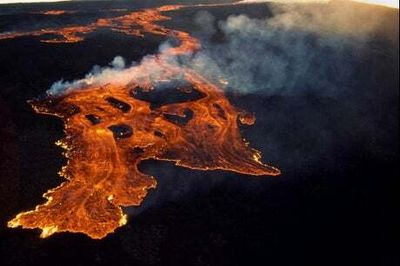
[5,5,280,239]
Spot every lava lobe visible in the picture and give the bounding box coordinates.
[6,4,280,239]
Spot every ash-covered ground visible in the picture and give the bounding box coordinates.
[0,1,398,265]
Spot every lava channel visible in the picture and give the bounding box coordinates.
[5,4,280,239]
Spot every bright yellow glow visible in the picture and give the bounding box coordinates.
[40,225,58,238]
[119,214,128,226]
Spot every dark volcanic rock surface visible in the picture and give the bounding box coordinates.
[0,1,398,266]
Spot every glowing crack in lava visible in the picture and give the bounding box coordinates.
[5,4,280,239]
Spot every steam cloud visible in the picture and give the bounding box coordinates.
[46,1,398,164]
[48,1,397,97]
[188,1,397,96]
[45,0,398,212]
[48,46,180,96]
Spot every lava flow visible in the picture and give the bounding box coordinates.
[5,4,280,239]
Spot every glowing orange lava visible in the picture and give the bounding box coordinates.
[5,4,280,239]
[41,10,74,15]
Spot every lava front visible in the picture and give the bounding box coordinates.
[5,4,280,239]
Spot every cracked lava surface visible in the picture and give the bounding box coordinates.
[3,4,280,239]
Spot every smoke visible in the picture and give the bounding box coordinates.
[184,0,398,174]
[45,1,397,167]
[41,0,398,215]
[186,0,397,97]
[183,0,398,171]
[47,44,181,96]
[110,55,126,69]
[47,1,397,97]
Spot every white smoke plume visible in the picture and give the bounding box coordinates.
[47,44,179,96]
[43,0,397,210]
[185,0,397,96]
[47,0,397,98]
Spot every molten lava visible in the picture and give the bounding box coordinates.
[5,4,280,239]
[40,10,84,16]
